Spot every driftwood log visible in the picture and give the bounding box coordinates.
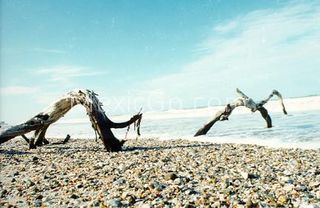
[194,89,287,137]
[0,89,142,151]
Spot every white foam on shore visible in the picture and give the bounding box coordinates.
[141,96,320,120]
[114,133,319,150]
[39,96,320,150]
[55,96,320,124]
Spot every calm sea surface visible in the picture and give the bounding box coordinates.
[45,110,320,149]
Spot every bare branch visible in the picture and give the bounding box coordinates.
[194,89,287,137]
[0,89,143,152]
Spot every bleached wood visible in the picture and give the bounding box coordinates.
[0,89,142,151]
[194,89,287,136]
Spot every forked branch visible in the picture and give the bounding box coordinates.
[194,89,287,137]
[0,89,143,152]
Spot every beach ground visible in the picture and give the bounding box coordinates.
[0,138,319,207]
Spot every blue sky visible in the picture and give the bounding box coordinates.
[1,0,320,124]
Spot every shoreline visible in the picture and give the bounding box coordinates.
[1,138,319,207]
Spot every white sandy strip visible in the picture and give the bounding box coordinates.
[56,96,320,124]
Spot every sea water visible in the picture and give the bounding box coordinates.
[45,110,320,149]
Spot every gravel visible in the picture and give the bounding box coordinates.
[0,137,319,207]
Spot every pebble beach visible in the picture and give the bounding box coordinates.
[1,138,319,207]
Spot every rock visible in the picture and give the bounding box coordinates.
[283,184,294,192]
[245,198,253,207]
[92,200,100,207]
[127,195,136,204]
[185,189,197,195]
[34,199,42,207]
[240,171,249,179]
[296,185,307,192]
[248,173,259,179]
[280,176,294,184]
[32,156,39,162]
[174,178,182,185]
[213,201,220,207]
[25,179,35,187]
[240,171,259,179]
[1,189,7,197]
[113,178,126,186]
[150,181,166,191]
[107,199,122,208]
[277,195,287,205]
[140,203,151,208]
[1,138,319,208]
[283,170,292,176]
[70,194,79,199]
[165,173,178,180]
[309,181,320,188]
[35,194,43,200]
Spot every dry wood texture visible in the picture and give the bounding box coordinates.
[0,89,142,151]
[194,89,287,136]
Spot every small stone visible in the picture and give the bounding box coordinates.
[213,201,220,207]
[92,200,100,207]
[291,190,300,198]
[1,189,7,197]
[174,178,182,185]
[165,173,178,180]
[240,171,248,179]
[309,181,320,188]
[150,181,166,191]
[140,203,151,208]
[245,198,253,207]
[32,156,39,161]
[283,184,294,192]
[26,179,35,187]
[185,189,197,195]
[70,194,79,199]
[35,194,43,200]
[113,178,126,186]
[280,176,294,184]
[107,199,122,207]
[296,185,307,192]
[34,199,42,207]
[277,195,287,205]
[127,195,136,204]
[283,170,292,176]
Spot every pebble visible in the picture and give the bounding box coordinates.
[174,178,182,185]
[0,138,319,207]
[107,199,122,207]
[70,194,79,199]
[165,173,178,180]
[277,195,287,205]
[33,199,42,207]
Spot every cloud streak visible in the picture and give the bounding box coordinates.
[141,1,320,107]
[31,48,66,54]
[0,86,38,95]
[35,65,107,82]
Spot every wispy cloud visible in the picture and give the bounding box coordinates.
[31,48,66,54]
[35,65,106,82]
[141,1,320,106]
[0,86,38,95]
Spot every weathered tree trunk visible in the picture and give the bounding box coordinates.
[194,89,287,137]
[0,89,142,152]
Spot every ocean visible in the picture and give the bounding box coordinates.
[43,96,320,149]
